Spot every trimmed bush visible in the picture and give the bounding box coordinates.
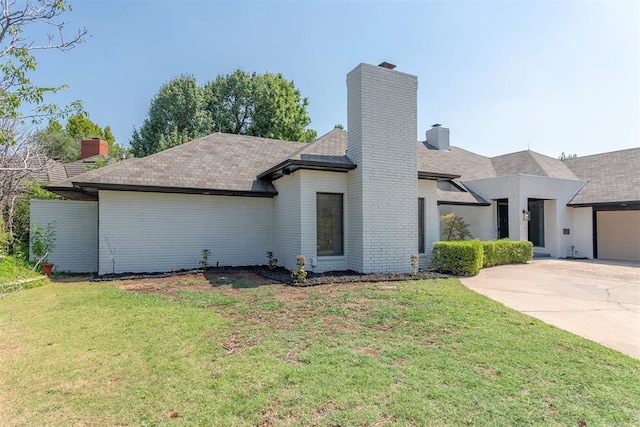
[483,239,533,267]
[432,241,483,276]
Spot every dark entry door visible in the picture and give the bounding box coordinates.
[497,199,509,239]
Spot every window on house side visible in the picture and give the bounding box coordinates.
[317,193,344,256]
[418,198,425,254]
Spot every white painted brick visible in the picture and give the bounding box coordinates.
[346,63,419,273]
[98,190,273,274]
[30,200,98,273]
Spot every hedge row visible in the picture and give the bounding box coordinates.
[431,241,484,276]
[432,239,533,276]
[482,239,533,268]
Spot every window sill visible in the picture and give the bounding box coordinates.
[317,255,346,261]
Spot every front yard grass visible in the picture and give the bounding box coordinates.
[1,275,638,426]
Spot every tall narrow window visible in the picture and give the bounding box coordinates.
[418,198,425,254]
[317,193,344,256]
[528,199,545,247]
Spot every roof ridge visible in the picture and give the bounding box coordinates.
[528,150,553,177]
[564,146,640,161]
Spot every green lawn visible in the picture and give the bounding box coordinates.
[1,276,638,426]
[0,255,46,292]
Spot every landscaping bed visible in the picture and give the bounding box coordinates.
[91,265,449,286]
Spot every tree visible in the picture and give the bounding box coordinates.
[559,152,578,160]
[36,120,79,161]
[0,0,87,129]
[440,213,473,241]
[37,115,127,162]
[130,75,210,157]
[0,0,87,251]
[131,70,316,157]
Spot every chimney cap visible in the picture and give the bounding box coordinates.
[378,61,396,70]
[432,123,442,127]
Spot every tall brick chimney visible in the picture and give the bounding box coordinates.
[346,62,418,273]
[81,138,108,159]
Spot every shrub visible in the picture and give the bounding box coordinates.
[440,213,473,241]
[483,239,533,267]
[432,241,483,276]
[410,254,419,276]
[291,255,307,283]
[266,251,278,271]
[481,241,497,267]
[30,223,56,263]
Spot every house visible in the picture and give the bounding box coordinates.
[31,62,640,274]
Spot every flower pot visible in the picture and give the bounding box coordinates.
[42,263,54,277]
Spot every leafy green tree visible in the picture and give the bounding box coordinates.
[9,181,59,253]
[559,152,578,160]
[0,1,87,133]
[440,213,473,241]
[0,0,87,249]
[65,113,105,140]
[37,115,127,162]
[130,75,210,157]
[131,70,316,157]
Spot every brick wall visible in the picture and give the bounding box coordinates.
[346,63,419,273]
[272,173,302,272]
[98,190,273,275]
[30,200,98,273]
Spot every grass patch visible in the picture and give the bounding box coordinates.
[1,278,638,426]
[0,255,42,283]
[175,290,240,307]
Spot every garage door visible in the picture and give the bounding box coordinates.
[597,210,640,262]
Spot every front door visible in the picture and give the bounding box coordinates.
[528,199,545,247]
[497,199,509,239]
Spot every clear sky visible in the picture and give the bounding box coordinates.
[32,0,639,158]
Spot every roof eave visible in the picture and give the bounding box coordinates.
[418,171,460,181]
[437,200,492,207]
[45,185,99,201]
[567,200,640,208]
[257,159,356,180]
[71,182,278,198]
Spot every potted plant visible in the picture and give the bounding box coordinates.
[30,223,56,277]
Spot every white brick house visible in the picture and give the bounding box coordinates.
[32,62,640,274]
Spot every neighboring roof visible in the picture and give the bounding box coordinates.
[63,155,115,178]
[564,147,640,205]
[491,150,578,179]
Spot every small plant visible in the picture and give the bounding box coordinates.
[201,249,211,269]
[104,236,117,274]
[266,251,278,271]
[440,213,473,241]
[568,245,579,258]
[290,254,307,283]
[30,222,56,263]
[410,254,419,276]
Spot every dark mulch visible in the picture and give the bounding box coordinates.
[90,265,450,286]
[258,266,449,286]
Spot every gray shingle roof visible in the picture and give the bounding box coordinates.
[491,150,578,179]
[52,133,306,195]
[64,155,115,178]
[418,145,495,181]
[564,147,640,205]
[46,128,634,207]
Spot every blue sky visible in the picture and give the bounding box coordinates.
[32,0,638,157]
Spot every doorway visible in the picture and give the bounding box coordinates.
[497,199,509,239]
[528,199,545,247]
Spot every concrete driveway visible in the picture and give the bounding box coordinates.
[461,259,640,359]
